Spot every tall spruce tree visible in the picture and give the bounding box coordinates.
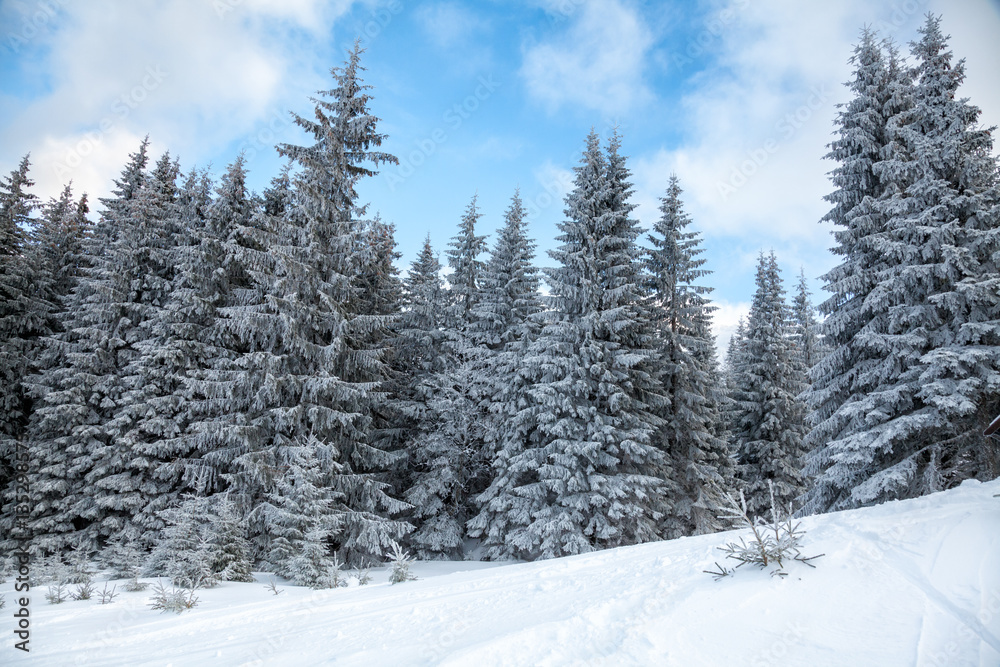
[392,236,449,516]
[730,252,808,516]
[803,30,914,513]
[471,130,667,560]
[88,150,184,544]
[31,186,91,322]
[403,199,490,558]
[645,176,734,536]
[791,269,825,372]
[190,167,284,560]
[242,41,410,565]
[168,159,251,500]
[468,190,542,500]
[0,155,43,535]
[22,139,152,553]
[809,16,1000,510]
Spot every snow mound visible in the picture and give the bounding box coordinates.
[5,478,1000,666]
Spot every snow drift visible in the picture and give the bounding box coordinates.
[4,478,999,666]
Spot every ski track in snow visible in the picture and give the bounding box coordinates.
[3,479,1000,666]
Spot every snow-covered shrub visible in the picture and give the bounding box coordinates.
[328,555,349,589]
[287,528,337,589]
[264,577,283,596]
[66,543,94,584]
[148,580,199,613]
[45,582,68,604]
[101,534,146,581]
[705,481,822,579]
[32,554,65,586]
[97,583,118,604]
[354,564,372,586]
[70,581,95,601]
[207,497,254,583]
[124,576,149,592]
[388,542,417,584]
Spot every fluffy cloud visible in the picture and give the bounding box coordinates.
[0,0,356,202]
[628,0,1000,333]
[712,299,751,360]
[520,0,653,116]
[415,2,487,50]
[634,0,999,239]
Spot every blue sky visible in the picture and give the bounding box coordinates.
[2,0,999,351]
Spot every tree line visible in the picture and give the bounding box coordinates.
[0,16,997,585]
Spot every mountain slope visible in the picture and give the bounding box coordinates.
[5,479,999,666]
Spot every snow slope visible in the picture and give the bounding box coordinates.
[4,478,999,666]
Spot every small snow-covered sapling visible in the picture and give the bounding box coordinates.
[264,577,283,596]
[98,582,119,605]
[71,581,96,600]
[705,481,822,579]
[388,542,417,584]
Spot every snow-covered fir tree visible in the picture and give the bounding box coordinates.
[167,159,251,499]
[233,42,410,566]
[206,495,254,583]
[30,184,91,329]
[444,195,488,330]
[190,167,283,543]
[472,130,667,560]
[722,317,747,439]
[790,269,825,373]
[397,235,448,387]
[403,197,490,558]
[145,495,217,588]
[90,151,185,544]
[20,140,152,554]
[730,252,808,517]
[353,215,408,503]
[802,30,914,513]
[466,190,543,520]
[0,156,41,491]
[256,434,339,586]
[469,190,541,353]
[807,16,1000,510]
[645,175,734,536]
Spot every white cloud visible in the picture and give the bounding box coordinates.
[520,0,654,116]
[0,0,359,203]
[628,0,1000,307]
[712,299,751,361]
[533,160,574,199]
[477,136,524,160]
[415,2,487,50]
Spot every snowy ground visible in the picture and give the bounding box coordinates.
[3,478,999,666]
